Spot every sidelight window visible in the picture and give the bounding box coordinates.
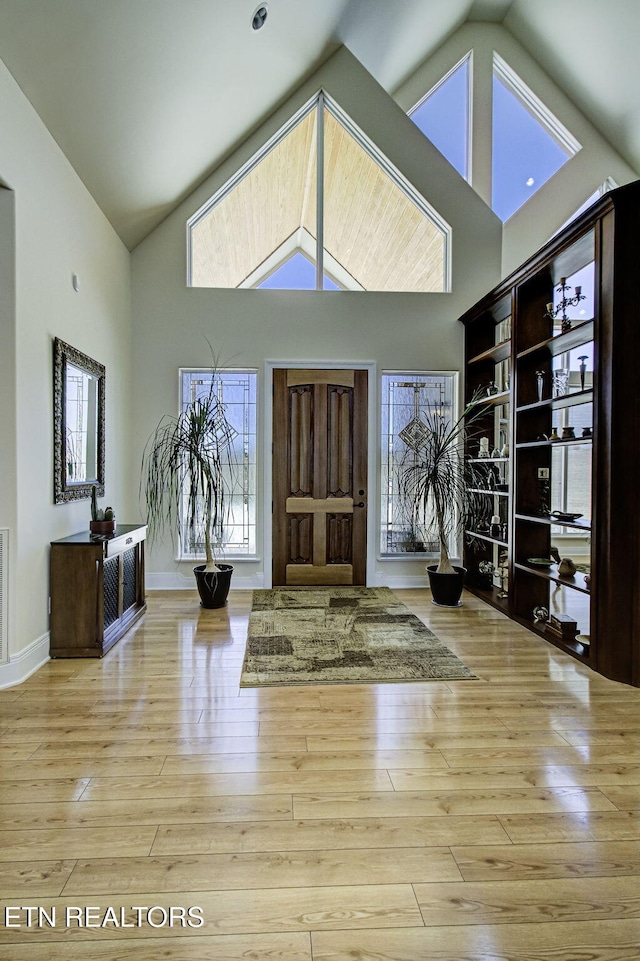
[380,372,457,556]
[179,369,258,558]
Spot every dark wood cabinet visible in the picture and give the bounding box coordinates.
[460,181,640,686]
[50,524,146,657]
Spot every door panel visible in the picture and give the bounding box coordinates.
[273,368,367,586]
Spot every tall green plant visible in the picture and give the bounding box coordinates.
[141,377,237,573]
[399,396,485,575]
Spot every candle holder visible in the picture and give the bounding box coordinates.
[544,277,586,333]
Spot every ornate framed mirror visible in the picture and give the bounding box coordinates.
[53,337,105,503]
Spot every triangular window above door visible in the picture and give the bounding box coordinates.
[188,92,451,292]
[257,250,340,290]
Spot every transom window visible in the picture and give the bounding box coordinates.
[180,369,257,558]
[188,91,451,292]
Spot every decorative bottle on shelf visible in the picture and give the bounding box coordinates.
[578,355,588,392]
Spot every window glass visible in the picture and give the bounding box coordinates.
[180,370,258,557]
[409,56,470,179]
[380,372,456,556]
[492,71,572,222]
[188,93,450,291]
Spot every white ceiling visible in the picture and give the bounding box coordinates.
[0,0,637,249]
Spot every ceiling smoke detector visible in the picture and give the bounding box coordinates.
[251,4,269,30]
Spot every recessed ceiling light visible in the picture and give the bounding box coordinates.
[526,176,535,187]
[251,4,268,30]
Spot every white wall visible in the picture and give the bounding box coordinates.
[131,46,502,590]
[0,57,132,686]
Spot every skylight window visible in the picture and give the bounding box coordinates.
[492,54,580,222]
[409,54,471,181]
[188,92,451,292]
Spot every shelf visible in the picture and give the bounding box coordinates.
[514,561,591,594]
[516,437,592,449]
[511,614,591,663]
[476,389,510,407]
[516,388,593,414]
[465,583,510,614]
[517,320,594,360]
[468,339,511,366]
[461,181,640,685]
[468,456,509,463]
[467,488,510,497]
[465,529,508,547]
[515,512,591,532]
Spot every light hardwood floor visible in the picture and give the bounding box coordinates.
[1,588,640,959]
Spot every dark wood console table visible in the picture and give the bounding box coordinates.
[50,524,146,657]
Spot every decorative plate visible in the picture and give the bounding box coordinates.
[550,511,583,521]
[527,557,555,567]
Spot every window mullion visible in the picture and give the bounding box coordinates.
[316,92,325,290]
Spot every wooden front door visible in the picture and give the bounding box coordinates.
[273,368,368,586]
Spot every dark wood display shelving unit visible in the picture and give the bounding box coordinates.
[459,181,640,686]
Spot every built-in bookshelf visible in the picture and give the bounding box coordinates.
[459,181,640,686]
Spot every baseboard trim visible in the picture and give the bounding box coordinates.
[148,573,430,591]
[0,632,50,689]
[146,571,266,591]
[371,573,430,589]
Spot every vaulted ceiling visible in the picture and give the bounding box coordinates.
[0,0,637,250]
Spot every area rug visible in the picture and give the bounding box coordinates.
[240,586,477,687]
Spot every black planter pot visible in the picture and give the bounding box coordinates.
[426,564,466,607]
[193,564,234,608]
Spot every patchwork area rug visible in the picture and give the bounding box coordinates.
[240,586,477,687]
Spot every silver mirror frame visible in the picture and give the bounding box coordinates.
[53,337,105,504]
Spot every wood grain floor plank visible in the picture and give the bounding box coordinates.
[0,933,313,960]
[0,757,165,781]
[599,785,640,809]
[0,885,423,942]
[500,809,640,843]
[0,860,76,898]
[28,734,307,758]
[292,786,617,819]
[150,815,511,856]
[63,846,462,895]
[451,839,640,881]
[311,919,640,960]
[0,826,156,862]
[0,794,293,829]
[388,763,640,792]
[304,730,569,750]
[413,875,640,926]
[0,778,89,802]
[160,749,450,776]
[80,769,393,801]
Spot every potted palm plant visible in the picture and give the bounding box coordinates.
[141,372,237,608]
[399,396,485,607]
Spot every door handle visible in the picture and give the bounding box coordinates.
[354,502,365,508]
